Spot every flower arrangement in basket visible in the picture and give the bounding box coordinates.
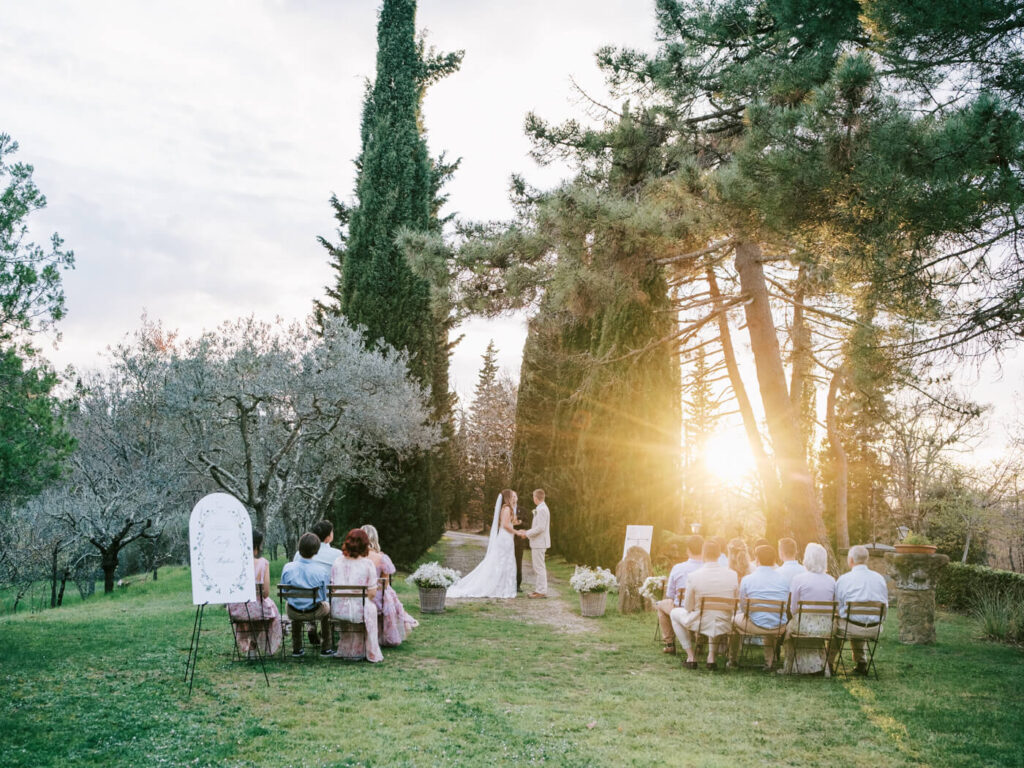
[570,565,618,617]
[639,575,666,606]
[406,562,461,614]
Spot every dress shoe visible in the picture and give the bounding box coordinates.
[684,660,698,669]
[527,592,546,599]
[854,662,869,676]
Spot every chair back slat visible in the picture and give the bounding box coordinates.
[675,588,686,604]
[699,596,738,611]
[743,598,786,614]
[845,600,885,620]
[328,584,368,601]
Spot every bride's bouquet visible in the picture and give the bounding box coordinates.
[569,565,618,594]
[639,575,666,604]
[406,562,461,589]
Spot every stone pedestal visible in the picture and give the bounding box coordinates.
[884,552,949,644]
[616,546,652,614]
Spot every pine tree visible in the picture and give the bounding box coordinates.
[464,341,516,528]
[318,0,462,565]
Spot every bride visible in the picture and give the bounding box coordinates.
[447,489,518,599]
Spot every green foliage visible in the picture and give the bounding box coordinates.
[973,586,1024,645]
[902,532,932,546]
[320,0,463,564]
[937,562,1024,613]
[0,134,75,509]
[0,349,73,507]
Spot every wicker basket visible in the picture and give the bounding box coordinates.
[418,586,447,614]
[579,591,608,618]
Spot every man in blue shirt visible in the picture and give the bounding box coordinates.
[656,535,703,654]
[775,537,806,587]
[280,532,332,657]
[730,545,791,669]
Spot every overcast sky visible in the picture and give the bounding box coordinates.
[5,0,657,404]
[5,0,1021,460]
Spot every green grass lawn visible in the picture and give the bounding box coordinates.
[1,547,1022,768]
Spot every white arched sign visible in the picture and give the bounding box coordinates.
[188,493,255,605]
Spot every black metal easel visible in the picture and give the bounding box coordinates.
[184,602,207,697]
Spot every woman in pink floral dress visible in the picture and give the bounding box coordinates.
[226,530,282,658]
[329,529,383,663]
[361,524,419,646]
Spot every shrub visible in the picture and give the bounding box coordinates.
[973,588,1024,644]
[936,562,1024,613]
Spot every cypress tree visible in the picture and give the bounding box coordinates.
[319,0,462,565]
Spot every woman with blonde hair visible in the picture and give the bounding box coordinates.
[360,524,419,646]
[727,537,753,579]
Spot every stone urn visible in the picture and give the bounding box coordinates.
[884,551,949,644]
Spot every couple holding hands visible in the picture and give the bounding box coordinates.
[447,488,550,600]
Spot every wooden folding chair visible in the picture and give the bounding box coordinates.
[834,600,885,679]
[788,600,838,677]
[228,583,279,661]
[277,584,322,657]
[328,584,369,661]
[654,587,685,642]
[734,598,787,668]
[689,596,738,669]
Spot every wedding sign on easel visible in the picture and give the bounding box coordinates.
[622,525,654,559]
[184,493,261,694]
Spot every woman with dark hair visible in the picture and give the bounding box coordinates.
[227,530,283,659]
[361,524,418,646]
[329,529,382,662]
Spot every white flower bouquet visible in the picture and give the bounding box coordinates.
[406,562,461,589]
[569,565,619,594]
[639,575,666,604]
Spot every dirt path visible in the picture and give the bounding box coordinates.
[441,531,595,634]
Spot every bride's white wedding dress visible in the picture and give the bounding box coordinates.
[447,495,517,599]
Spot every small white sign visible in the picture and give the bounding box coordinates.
[623,525,654,559]
[189,493,255,605]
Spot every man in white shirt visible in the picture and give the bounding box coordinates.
[520,489,551,598]
[830,545,888,675]
[655,535,703,653]
[775,537,806,587]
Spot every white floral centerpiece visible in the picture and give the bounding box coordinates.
[569,565,618,594]
[407,562,461,614]
[639,575,666,605]
[570,566,618,617]
[406,562,461,589]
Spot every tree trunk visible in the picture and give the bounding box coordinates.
[57,570,69,607]
[50,547,59,609]
[962,526,972,564]
[706,265,785,536]
[734,241,827,550]
[788,265,813,459]
[101,551,118,594]
[827,366,850,550]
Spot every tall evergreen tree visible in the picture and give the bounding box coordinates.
[318,0,462,565]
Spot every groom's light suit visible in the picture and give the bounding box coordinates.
[524,501,551,595]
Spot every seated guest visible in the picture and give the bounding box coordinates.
[754,538,776,565]
[776,537,806,586]
[361,524,419,647]
[227,530,282,659]
[330,529,383,663]
[828,545,888,675]
[729,545,790,669]
[655,535,704,654]
[280,532,332,657]
[727,537,753,579]
[670,540,739,669]
[713,536,729,567]
[781,542,836,675]
[293,519,343,581]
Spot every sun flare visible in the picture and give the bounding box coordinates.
[701,431,757,486]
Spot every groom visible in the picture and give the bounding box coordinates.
[517,489,550,599]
